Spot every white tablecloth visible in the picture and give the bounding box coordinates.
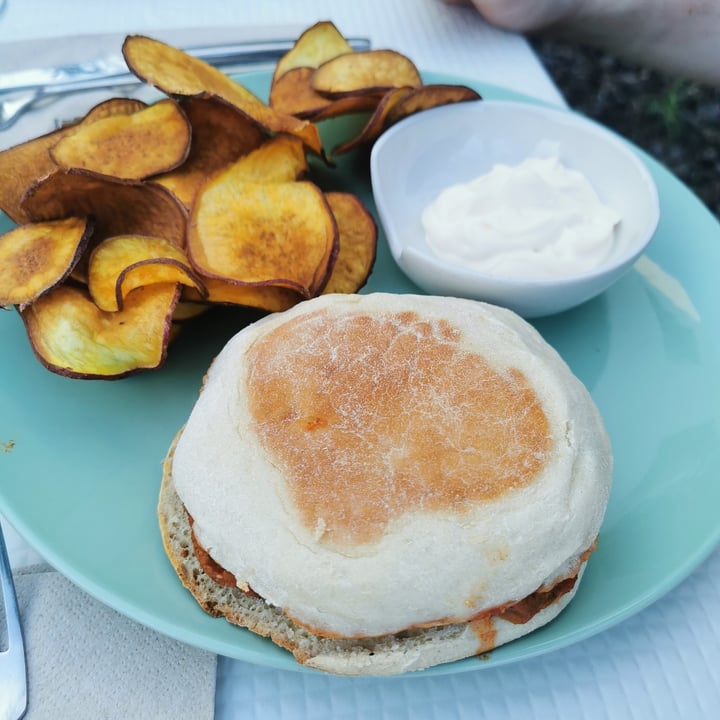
[2,2,719,719]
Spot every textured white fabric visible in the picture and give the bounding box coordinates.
[0,24,307,151]
[214,546,720,720]
[0,0,563,106]
[11,564,216,720]
[0,0,564,153]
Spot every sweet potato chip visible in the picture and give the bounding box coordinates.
[88,235,206,312]
[0,122,104,224]
[50,99,191,180]
[208,134,308,186]
[122,34,323,155]
[311,50,422,97]
[0,98,148,224]
[331,85,482,155]
[322,192,377,294]
[272,20,354,83]
[21,170,187,248]
[0,217,92,309]
[270,67,334,119]
[270,67,381,120]
[153,96,267,209]
[183,277,301,312]
[304,93,384,122]
[332,86,414,155]
[189,179,337,297]
[80,97,149,123]
[386,84,482,126]
[21,283,179,379]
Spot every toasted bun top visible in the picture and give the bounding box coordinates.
[171,293,612,637]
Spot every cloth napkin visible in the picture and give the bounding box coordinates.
[0,24,306,152]
[10,564,216,720]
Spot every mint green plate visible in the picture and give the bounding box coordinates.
[1,72,719,676]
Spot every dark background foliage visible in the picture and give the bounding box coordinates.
[532,38,720,220]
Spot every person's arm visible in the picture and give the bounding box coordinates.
[448,0,720,86]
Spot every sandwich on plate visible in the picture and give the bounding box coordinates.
[159,292,612,675]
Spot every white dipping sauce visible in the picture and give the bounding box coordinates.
[421,156,621,279]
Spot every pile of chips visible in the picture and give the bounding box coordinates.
[0,21,480,379]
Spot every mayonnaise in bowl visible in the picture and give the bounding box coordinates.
[370,99,660,318]
[421,156,622,280]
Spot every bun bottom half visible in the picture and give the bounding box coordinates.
[159,437,585,677]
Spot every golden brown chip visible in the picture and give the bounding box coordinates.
[332,86,414,155]
[321,192,377,294]
[0,217,93,309]
[270,67,381,120]
[0,98,148,224]
[88,235,206,312]
[21,283,180,379]
[311,50,422,97]
[272,20,354,83]
[183,277,301,312]
[50,99,191,180]
[307,93,386,122]
[121,34,323,155]
[20,170,187,249]
[0,130,62,223]
[330,85,482,156]
[386,84,482,126]
[153,96,267,209]
[270,66,336,119]
[189,179,338,297]
[80,97,149,123]
[207,134,308,186]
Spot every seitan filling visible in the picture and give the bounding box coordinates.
[190,505,596,639]
[189,515,243,589]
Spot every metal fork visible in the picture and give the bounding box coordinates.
[0,523,27,720]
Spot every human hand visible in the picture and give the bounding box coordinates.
[442,0,720,86]
[441,0,581,33]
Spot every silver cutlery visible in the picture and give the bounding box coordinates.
[0,523,27,720]
[0,36,371,131]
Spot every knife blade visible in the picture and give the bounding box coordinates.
[0,37,371,96]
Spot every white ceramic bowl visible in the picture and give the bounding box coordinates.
[370,99,660,318]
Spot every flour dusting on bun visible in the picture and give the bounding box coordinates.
[159,293,612,675]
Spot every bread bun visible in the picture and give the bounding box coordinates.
[160,293,612,674]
